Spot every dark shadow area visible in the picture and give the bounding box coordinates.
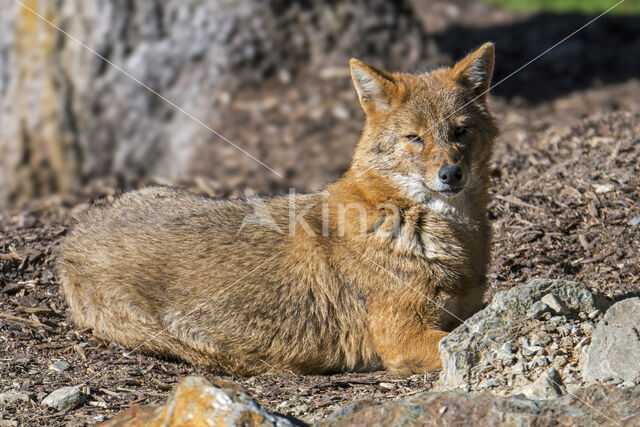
[434,12,640,103]
[613,292,640,303]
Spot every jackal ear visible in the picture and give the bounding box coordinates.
[453,42,495,102]
[350,59,396,115]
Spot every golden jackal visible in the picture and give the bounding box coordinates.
[57,43,498,376]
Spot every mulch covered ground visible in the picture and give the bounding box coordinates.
[2,106,638,426]
[2,2,640,425]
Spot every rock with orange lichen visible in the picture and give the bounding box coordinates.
[99,377,295,426]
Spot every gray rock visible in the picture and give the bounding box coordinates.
[581,322,596,335]
[533,356,551,367]
[49,361,71,372]
[553,355,568,369]
[549,315,567,325]
[98,376,640,427]
[588,309,601,319]
[583,298,640,383]
[541,293,569,314]
[318,383,640,426]
[41,387,84,412]
[527,301,550,319]
[496,349,516,362]
[496,343,516,362]
[530,332,552,346]
[439,279,610,389]
[477,378,502,389]
[522,346,544,356]
[517,369,566,400]
[99,376,293,426]
[0,390,30,405]
[628,215,640,226]
[512,360,525,373]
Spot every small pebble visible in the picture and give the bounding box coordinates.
[522,346,544,356]
[527,301,550,319]
[512,360,525,373]
[538,323,552,333]
[553,355,568,368]
[580,322,595,335]
[593,183,615,194]
[518,368,565,400]
[541,294,569,314]
[477,378,501,389]
[549,315,567,324]
[41,386,84,412]
[291,404,309,414]
[560,336,573,348]
[49,361,71,372]
[564,372,581,382]
[530,333,552,346]
[533,356,551,366]
[378,382,395,391]
[588,309,601,319]
[496,349,516,362]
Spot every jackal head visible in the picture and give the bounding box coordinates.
[349,43,498,215]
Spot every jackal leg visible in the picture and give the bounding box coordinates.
[382,329,448,376]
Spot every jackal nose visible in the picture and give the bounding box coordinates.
[438,165,463,186]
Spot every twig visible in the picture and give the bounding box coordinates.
[99,388,121,398]
[495,194,543,211]
[17,306,55,315]
[0,312,53,331]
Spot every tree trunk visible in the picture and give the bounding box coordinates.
[0,0,428,206]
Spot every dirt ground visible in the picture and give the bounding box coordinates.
[2,2,640,425]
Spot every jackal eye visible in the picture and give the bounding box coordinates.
[406,135,424,144]
[454,126,468,139]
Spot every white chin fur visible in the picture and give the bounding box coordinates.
[391,173,429,204]
[392,173,471,223]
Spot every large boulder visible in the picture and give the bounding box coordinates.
[583,297,640,383]
[101,376,640,426]
[317,384,640,426]
[438,279,612,394]
[100,376,294,426]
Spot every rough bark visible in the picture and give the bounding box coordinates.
[0,0,427,205]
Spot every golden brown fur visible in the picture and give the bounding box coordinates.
[56,43,498,376]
